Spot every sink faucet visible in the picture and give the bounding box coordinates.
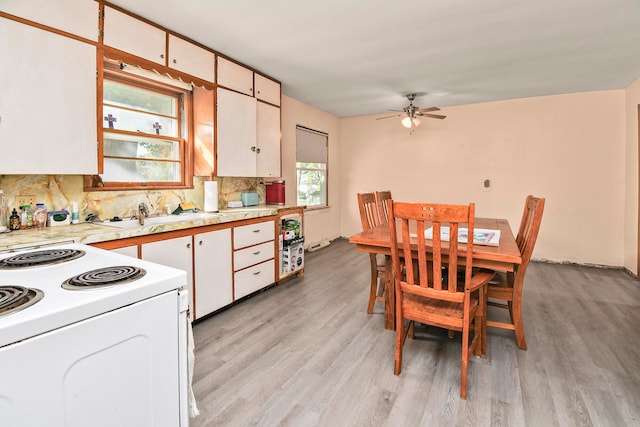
[138,203,149,225]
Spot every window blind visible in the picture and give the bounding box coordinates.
[296,125,328,163]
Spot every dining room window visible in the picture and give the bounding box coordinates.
[296,125,328,208]
[86,61,193,190]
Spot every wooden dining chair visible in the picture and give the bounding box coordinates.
[357,192,385,313]
[389,201,494,399]
[486,195,545,350]
[375,190,392,224]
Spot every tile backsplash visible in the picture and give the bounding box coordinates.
[0,175,264,221]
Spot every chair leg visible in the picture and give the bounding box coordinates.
[511,293,527,350]
[460,320,469,399]
[367,255,378,314]
[395,319,405,375]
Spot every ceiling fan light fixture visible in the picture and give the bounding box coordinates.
[401,116,421,128]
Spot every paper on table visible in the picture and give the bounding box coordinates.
[421,226,501,246]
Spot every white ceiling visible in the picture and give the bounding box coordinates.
[108,0,640,118]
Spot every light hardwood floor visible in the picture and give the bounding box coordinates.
[191,238,640,427]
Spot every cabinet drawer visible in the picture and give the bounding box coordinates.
[234,259,275,300]
[234,241,274,271]
[234,220,274,249]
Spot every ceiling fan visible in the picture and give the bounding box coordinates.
[377,93,446,130]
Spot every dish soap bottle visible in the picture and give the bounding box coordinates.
[9,208,21,231]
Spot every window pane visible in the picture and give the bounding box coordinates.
[104,80,176,116]
[104,133,180,160]
[297,163,326,207]
[103,105,178,137]
[102,158,180,182]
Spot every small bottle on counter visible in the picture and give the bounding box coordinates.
[25,205,33,229]
[9,208,21,231]
[34,203,47,229]
[71,201,79,224]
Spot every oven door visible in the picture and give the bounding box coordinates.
[0,290,181,427]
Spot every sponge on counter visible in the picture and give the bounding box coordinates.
[172,202,195,215]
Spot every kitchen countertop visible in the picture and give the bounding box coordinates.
[0,205,299,252]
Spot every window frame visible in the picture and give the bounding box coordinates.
[85,61,193,191]
[295,125,328,209]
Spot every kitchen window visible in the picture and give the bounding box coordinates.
[296,125,328,208]
[86,62,193,190]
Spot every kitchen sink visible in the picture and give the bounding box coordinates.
[95,212,223,229]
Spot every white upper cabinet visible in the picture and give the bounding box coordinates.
[217,56,254,96]
[103,6,166,66]
[216,88,257,177]
[256,102,281,177]
[0,18,97,174]
[0,0,99,41]
[255,74,281,106]
[168,35,215,83]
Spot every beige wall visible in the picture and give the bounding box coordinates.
[625,79,640,275]
[281,96,342,248]
[339,90,627,267]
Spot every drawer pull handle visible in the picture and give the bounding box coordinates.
[253,229,260,233]
[253,251,260,255]
[253,271,261,275]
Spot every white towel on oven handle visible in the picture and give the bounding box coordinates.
[187,314,200,418]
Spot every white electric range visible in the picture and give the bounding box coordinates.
[0,243,191,427]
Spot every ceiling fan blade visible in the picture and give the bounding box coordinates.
[418,113,446,119]
[376,114,402,120]
[416,107,440,113]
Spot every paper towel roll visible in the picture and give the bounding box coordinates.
[204,181,218,212]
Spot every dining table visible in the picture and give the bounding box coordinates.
[349,217,522,330]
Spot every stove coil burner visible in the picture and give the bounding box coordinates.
[0,249,86,269]
[62,266,147,290]
[0,285,44,318]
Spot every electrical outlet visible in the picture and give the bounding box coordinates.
[483,179,491,192]
[18,195,36,206]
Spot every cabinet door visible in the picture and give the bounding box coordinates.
[0,0,98,41]
[0,18,97,174]
[217,56,253,96]
[103,6,166,66]
[255,74,281,106]
[141,236,193,309]
[256,102,281,178]
[216,88,257,177]
[194,228,232,319]
[234,259,275,300]
[168,35,215,82]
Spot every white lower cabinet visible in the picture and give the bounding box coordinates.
[194,228,232,319]
[233,220,276,299]
[141,236,194,310]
